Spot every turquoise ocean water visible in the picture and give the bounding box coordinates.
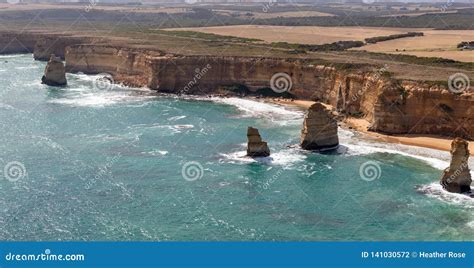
[0,54,472,241]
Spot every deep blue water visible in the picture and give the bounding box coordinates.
[0,54,472,241]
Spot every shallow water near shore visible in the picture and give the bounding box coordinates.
[0,54,473,241]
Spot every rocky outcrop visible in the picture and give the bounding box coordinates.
[300,103,339,151]
[247,127,270,157]
[440,138,472,194]
[42,55,67,86]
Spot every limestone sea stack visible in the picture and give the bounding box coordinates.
[440,138,472,194]
[247,127,270,157]
[300,102,339,151]
[41,54,67,86]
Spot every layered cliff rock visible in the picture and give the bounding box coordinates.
[42,54,67,86]
[34,35,93,61]
[0,32,36,54]
[1,32,473,139]
[65,45,474,138]
[440,138,472,194]
[370,82,474,138]
[65,45,162,87]
[247,127,270,157]
[300,103,339,151]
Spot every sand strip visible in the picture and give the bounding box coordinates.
[268,98,474,156]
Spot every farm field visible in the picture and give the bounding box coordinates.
[214,10,335,18]
[353,30,474,63]
[165,25,427,45]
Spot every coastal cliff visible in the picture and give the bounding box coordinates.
[63,45,474,139]
[1,32,473,139]
[65,45,162,88]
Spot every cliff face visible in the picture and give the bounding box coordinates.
[0,32,37,54]
[64,44,474,138]
[65,45,162,87]
[1,32,472,139]
[34,35,94,61]
[370,82,474,137]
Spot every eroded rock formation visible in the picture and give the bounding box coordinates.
[1,31,473,139]
[41,55,67,86]
[440,138,472,194]
[247,127,270,157]
[300,103,339,151]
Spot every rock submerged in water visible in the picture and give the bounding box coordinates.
[41,54,67,86]
[440,138,472,194]
[247,127,270,157]
[300,102,339,151]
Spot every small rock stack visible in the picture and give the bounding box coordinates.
[247,127,270,157]
[41,54,67,86]
[300,102,339,151]
[440,138,472,194]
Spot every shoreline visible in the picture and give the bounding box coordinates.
[268,98,474,156]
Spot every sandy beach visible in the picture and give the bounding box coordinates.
[269,98,474,156]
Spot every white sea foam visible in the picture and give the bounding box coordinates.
[467,221,474,229]
[142,150,168,156]
[168,115,186,121]
[338,128,462,171]
[48,89,155,107]
[210,97,304,120]
[47,73,155,107]
[0,55,24,59]
[219,146,306,166]
[15,66,39,70]
[417,183,474,209]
